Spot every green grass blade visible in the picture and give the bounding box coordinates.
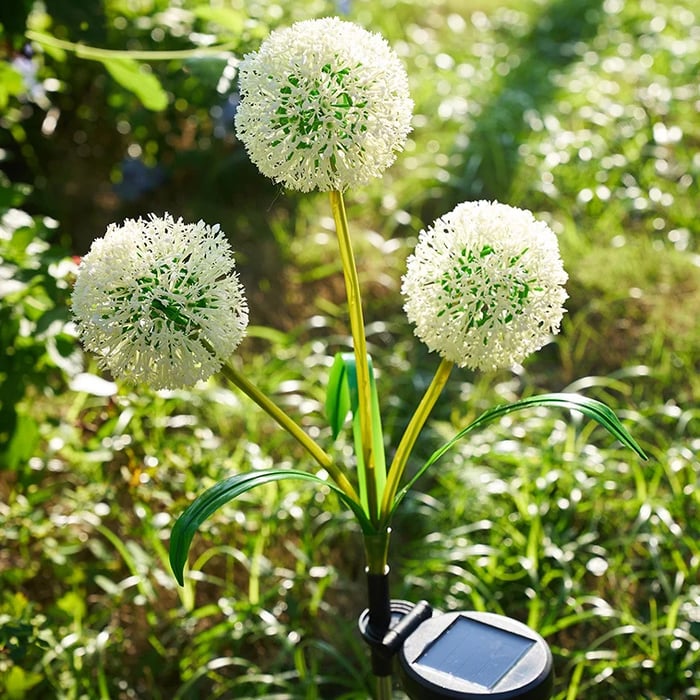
[390,392,647,517]
[169,469,374,585]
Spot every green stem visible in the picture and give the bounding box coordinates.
[329,190,379,523]
[379,359,453,524]
[363,531,391,575]
[26,30,239,61]
[219,361,359,504]
[375,675,393,700]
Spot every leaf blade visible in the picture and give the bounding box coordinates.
[390,392,647,517]
[100,57,168,111]
[169,469,373,585]
[326,353,386,520]
[326,352,351,440]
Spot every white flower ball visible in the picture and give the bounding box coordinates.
[72,214,248,389]
[402,201,568,371]
[234,17,413,192]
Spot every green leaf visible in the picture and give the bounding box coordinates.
[169,469,374,585]
[193,6,245,34]
[5,665,45,698]
[390,392,647,517]
[99,57,168,111]
[326,353,352,440]
[325,353,387,519]
[0,63,25,111]
[5,413,40,470]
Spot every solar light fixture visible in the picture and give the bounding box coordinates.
[359,593,553,700]
[399,610,553,700]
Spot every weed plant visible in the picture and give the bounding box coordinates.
[1,0,698,698]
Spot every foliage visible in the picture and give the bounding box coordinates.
[1,0,698,698]
[0,178,79,472]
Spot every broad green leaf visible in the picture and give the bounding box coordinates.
[169,469,374,585]
[100,57,168,111]
[390,392,647,517]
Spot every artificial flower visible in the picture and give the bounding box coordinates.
[402,201,568,371]
[72,214,248,389]
[234,17,413,192]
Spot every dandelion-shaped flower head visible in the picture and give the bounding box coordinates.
[72,214,248,389]
[402,201,568,371]
[234,17,413,192]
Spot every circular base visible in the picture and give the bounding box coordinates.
[399,611,553,700]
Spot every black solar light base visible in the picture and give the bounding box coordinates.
[398,611,553,700]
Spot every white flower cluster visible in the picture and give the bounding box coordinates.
[234,17,413,192]
[72,214,248,389]
[402,201,568,371]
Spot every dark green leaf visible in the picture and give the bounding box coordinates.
[169,469,374,585]
[390,392,647,517]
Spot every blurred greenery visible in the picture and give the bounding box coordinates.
[1,0,698,698]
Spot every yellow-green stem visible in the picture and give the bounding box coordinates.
[375,675,393,700]
[380,359,453,523]
[363,530,391,575]
[329,190,379,522]
[219,361,359,503]
[26,30,239,61]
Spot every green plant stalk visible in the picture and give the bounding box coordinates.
[26,30,239,61]
[363,530,391,574]
[376,676,393,700]
[218,360,359,504]
[380,358,453,524]
[329,190,379,523]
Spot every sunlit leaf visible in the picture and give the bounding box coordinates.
[326,353,351,440]
[100,57,168,111]
[193,6,245,35]
[325,353,386,519]
[169,469,374,585]
[5,413,40,470]
[390,392,647,517]
[0,63,25,110]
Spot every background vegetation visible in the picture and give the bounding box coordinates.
[1,0,698,697]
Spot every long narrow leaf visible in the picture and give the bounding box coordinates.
[170,469,372,585]
[389,392,647,518]
[326,353,386,519]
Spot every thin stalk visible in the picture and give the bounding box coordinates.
[379,358,453,523]
[329,190,379,522]
[375,676,393,700]
[26,30,239,61]
[218,361,359,503]
[363,531,391,575]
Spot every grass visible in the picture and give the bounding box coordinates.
[1,0,699,697]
